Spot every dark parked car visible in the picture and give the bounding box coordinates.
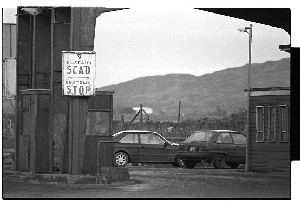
[177,130,246,169]
[113,130,182,167]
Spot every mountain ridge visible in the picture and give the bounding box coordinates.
[98,58,290,115]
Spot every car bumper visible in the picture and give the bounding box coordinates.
[177,151,214,162]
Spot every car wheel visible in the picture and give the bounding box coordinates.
[172,157,185,167]
[213,154,226,169]
[228,163,239,169]
[115,152,129,167]
[184,160,197,169]
[177,158,185,167]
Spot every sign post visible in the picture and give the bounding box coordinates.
[62,51,96,175]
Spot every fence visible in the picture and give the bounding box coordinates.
[112,109,247,141]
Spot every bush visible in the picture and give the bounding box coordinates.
[113,109,247,137]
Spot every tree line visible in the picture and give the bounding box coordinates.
[112,108,247,138]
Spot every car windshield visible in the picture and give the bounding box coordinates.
[184,131,214,143]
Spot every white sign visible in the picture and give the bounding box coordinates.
[62,51,96,96]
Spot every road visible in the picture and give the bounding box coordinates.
[2,165,291,199]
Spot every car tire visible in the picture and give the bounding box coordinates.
[228,163,239,169]
[115,152,129,167]
[172,157,185,167]
[177,158,185,167]
[184,160,197,169]
[213,154,226,169]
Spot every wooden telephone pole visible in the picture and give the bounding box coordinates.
[178,101,181,123]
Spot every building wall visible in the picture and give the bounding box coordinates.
[2,23,17,115]
[2,23,16,58]
[249,94,290,172]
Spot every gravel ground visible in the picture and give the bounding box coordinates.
[2,165,291,199]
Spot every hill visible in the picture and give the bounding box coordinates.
[98,58,290,117]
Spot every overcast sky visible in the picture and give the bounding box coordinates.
[2,1,295,88]
[94,7,290,87]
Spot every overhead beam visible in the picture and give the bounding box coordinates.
[195,8,291,35]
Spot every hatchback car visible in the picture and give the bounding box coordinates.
[112,130,182,167]
[177,130,246,169]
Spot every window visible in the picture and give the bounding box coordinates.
[231,133,246,145]
[216,133,233,144]
[256,106,264,142]
[140,133,166,145]
[267,106,276,142]
[279,105,288,142]
[85,111,110,136]
[185,131,214,142]
[119,133,138,143]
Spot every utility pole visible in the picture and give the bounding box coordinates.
[217,103,219,117]
[178,101,181,123]
[140,104,143,123]
[238,23,253,172]
[121,115,124,130]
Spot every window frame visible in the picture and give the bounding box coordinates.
[267,106,277,143]
[85,110,110,136]
[256,106,265,143]
[216,132,234,144]
[139,133,166,145]
[119,133,139,144]
[230,133,246,145]
[279,105,289,143]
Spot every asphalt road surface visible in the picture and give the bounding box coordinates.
[2,165,291,199]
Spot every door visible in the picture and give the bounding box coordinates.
[19,134,29,171]
[138,133,169,162]
[230,133,246,163]
[212,132,236,163]
[117,133,140,162]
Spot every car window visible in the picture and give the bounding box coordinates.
[140,133,165,145]
[119,133,139,143]
[216,133,233,144]
[231,133,246,144]
[184,131,213,143]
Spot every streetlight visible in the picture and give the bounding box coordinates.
[238,24,252,172]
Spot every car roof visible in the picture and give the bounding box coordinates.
[112,130,154,136]
[194,130,241,133]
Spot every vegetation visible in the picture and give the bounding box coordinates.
[113,108,247,138]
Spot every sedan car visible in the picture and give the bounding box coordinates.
[112,130,182,167]
[177,130,246,169]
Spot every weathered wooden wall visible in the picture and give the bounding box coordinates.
[16,7,125,173]
[249,94,290,172]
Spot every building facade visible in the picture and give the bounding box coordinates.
[249,87,290,173]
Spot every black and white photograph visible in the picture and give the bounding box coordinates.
[2,0,298,200]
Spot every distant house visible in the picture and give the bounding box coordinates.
[248,87,290,173]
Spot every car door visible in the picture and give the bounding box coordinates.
[138,132,170,163]
[230,133,246,164]
[212,132,236,163]
[117,133,140,162]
